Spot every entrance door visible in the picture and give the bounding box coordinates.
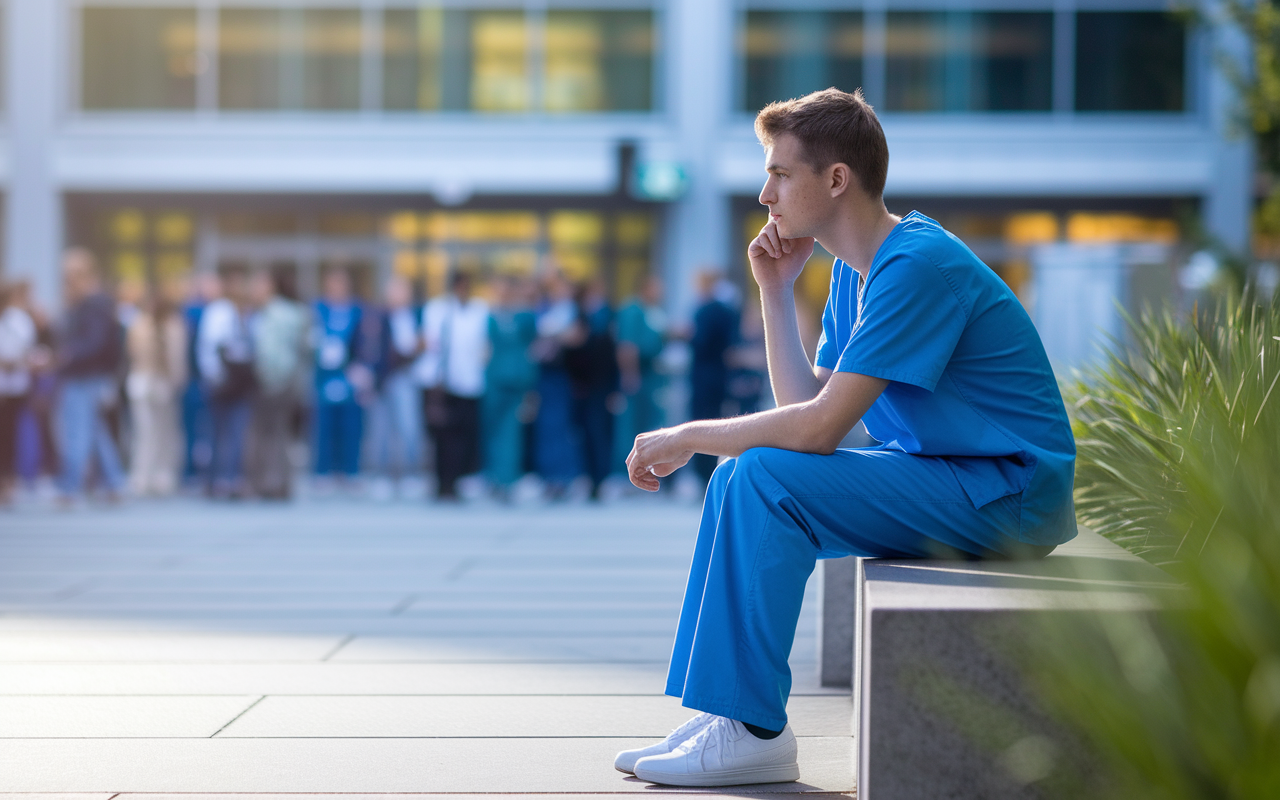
[211,235,385,303]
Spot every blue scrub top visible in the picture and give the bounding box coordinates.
[314,301,363,403]
[815,211,1076,545]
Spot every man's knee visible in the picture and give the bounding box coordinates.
[733,446,788,476]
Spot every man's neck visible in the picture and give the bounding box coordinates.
[816,202,900,280]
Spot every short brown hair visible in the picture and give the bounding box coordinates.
[754,87,889,199]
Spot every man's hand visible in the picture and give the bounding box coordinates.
[749,219,815,291]
[625,426,696,492]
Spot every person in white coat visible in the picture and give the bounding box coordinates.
[417,270,488,500]
[0,282,36,505]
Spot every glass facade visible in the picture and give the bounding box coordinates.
[382,9,531,112]
[884,12,1052,112]
[544,11,654,112]
[218,8,284,109]
[81,8,199,110]
[742,11,862,112]
[389,208,655,298]
[70,200,660,304]
[75,5,1188,118]
[76,207,196,288]
[301,8,363,111]
[218,8,362,111]
[1075,12,1186,112]
[383,8,653,113]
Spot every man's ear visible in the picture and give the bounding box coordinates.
[829,163,853,199]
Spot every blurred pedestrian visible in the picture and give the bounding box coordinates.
[726,297,768,415]
[312,269,366,486]
[125,284,187,496]
[612,275,667,477]
[244,269,307,499]
[563,279,618,500]
[483,275,538,500]
[688,269,739,487]
[197,268,256,499]
[370,275,424,491]
[531,271,582,498]
[10,281,58,485]
[0,282,37,505]
[54,249,126,504]
[108,281,145,451]
[420,270,487,500]
[181,273,219,485]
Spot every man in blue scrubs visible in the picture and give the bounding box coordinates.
[616,88,1076,787]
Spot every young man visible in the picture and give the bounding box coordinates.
[617,88,1076,787]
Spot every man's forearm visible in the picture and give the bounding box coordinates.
[761,286,824,406]
[627,372,886,491]
[679,401,836,459]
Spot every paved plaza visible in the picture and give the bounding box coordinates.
[0,494,853,797]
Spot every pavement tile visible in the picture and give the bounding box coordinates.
[0,662,667,696]
[329,634,682,662]
[0,633,348,663]
[0,501,851,793]
[217,695,851,738]
[0,696,260,738]
[0,737,853,792]
[112,795,853,799]
[0,662,845,697]
[0,794,117,800]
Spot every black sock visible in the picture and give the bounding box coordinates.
[741,721,784,740]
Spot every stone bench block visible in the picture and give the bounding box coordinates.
[816,528,1179,798]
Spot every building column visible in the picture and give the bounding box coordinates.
[664,0,734,319]
[1204,4,1253,255]
[5,0,64,309]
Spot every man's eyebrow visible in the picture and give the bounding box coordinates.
[766,163,789,173]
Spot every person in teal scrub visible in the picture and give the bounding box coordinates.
[612,275,667,477]
[312,269,365,483]
[615,88,1076,787]
[483,276,538,500]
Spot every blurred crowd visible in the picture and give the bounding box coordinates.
[0,249,770,508]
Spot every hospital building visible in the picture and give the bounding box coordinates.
[0,0,1252,368]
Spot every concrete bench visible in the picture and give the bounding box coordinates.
[815,527,1180,799]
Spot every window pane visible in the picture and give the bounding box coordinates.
[887,12,1051,112]
[383,8,439,109]
[219,8,283,109]
[1075,12,1186,112]
[743,11,862,112]
[471,11,529,111]
[545,11,653,112]
[970,13,1052,111]
[885,12,946,111]
[382,9,526,111]
[82,8,198,110]
[302,9,362,110]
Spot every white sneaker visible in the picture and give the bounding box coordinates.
[632,717,800,787]
[614,711,715,774]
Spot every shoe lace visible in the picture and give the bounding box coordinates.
[666,711,713,744]
[679,716,737,769]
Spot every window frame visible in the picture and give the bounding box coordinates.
[68,0,667,118]
[733,0,1199,122]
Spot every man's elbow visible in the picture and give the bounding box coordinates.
[799,424,844,456]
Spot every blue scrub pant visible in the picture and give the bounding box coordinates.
[534,368,581,485]
[483,386,526,488]
[314,400,363,476]
[666,446,1049,731]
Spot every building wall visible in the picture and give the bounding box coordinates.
[0,0,1254,326]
